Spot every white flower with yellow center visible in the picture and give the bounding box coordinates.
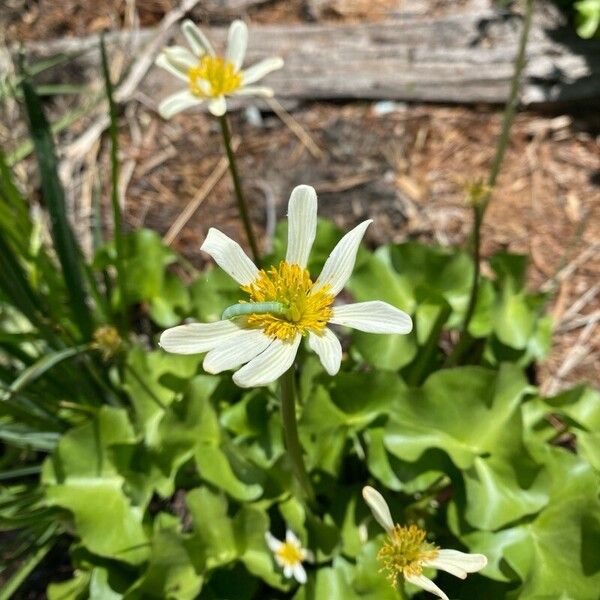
[265,529,312,584]
[362,486,487,600]
[155,19,283,118]
[159,185,412,388]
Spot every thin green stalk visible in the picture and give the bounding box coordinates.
[280,367,315,505]
[396,579,409,600]
[218,114,261,266]
[448,0,534,366]
[100,35,127,333]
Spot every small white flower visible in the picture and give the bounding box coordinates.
[362,486,487,600]
[155,19,283,118]
[160,185,412,388]
[265,529,312,584]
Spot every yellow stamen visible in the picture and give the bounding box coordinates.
[276,542,304,567]
[240,261,334,342]
[91,325,122,360]
[187,56,242,98]
[377,524,439,586]
[464,178,491,207]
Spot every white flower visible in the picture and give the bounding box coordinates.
[265,529,312,584]
[362,486,487,600]
[155,19,283,118]
[160,184,412,388]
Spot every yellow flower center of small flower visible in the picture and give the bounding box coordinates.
[240,261,334,342]
[377,524,439,586]
[187,56,242,98]
[91,325,122,360]
[276,541,304,567]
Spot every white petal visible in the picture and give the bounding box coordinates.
[361,486,394,534]
[242,57,284,85]
[283,565,293,579]
[285,185,318,268]
[208,95,227,116]
[201,228,259,285]
[203,329,271,373]
[225,20,248,71]
[159,321,240,354]
[315,220,372,296]
[330,301,412,334]
[158,90,202,119]
[232,336,301,388]
[308,328,342,376]
[163,46,197,71]
[425,549,488,579]
[232,86,274,97]
[265,531,283,553]
[405,574,449,600]
[293,563,307,584]
[155,52,188,81]
[286,529,301,546]
[182,19,215,56]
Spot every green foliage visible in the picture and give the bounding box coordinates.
[575,0,600,36]
[1,46,598,600]
[2,197,597,597]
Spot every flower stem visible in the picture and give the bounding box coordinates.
[447,0,534,366]
[280,366,315,505]
[218,114,261,266]
[396,578,409,600]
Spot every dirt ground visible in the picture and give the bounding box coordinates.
[1,0,599,392]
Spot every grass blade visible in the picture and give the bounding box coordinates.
[0,541,54,600]
[5,345,89,400]
[19,62,93,339]
[0,228,49,334]
[0,466,42,482]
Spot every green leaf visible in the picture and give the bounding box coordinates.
[347,246,413,311]
[186,487,237,569]
[575,0,600,37]
[20,67,92,339]
[47,571,91,600]
[89,568,123,600]
[149,273,191,328]
[124,346,200,445]
[352,331,417,371]
[385,363,531,468]
[387,242,473,319]
[365,427,447,495]
[133,527,203,599]
[462,448,600,598]
[42,407,149,564]
[193,392,263,501]
[327,371,407,430]
[189,267,241,323]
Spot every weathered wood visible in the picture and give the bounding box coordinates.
[23,8,600,106]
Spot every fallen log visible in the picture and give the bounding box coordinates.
[22,8,600,106]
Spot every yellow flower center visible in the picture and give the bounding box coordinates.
[276,541,304,567]
[92,325,122,360]
[377,524,439,586]
[187,56,242,98]
[240,261,334,342]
